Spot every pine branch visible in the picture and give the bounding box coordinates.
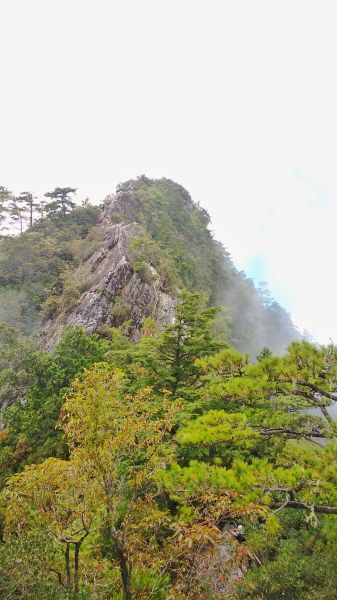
[270,501,337,514]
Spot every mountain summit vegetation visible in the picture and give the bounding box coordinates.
[1,177,336,600]
[0,176,299,355]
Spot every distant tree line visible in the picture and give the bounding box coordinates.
[0,186,77,236]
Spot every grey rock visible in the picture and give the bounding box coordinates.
[41,215,176,350]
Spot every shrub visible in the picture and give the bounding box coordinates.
[110,297,132,326]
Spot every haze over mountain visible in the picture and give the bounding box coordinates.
[0,177,336,600]
[0,177,300,358]
[1,3,337,598]
[1,1,336,343]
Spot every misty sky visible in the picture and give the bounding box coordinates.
[0,1,336,343]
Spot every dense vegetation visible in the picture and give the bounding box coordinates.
[0,177,299,355]
[0,293,336,599]
[0,186,101,334]
[106,177,300,355]
[1,178,333,599]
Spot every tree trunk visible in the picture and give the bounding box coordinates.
[111,529,132,600]
[65,542,71,589]
[171,323,183,395]
[320,405,334,424]
[118,549,132,600]
[74,542,80,594]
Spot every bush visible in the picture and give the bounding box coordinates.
[129,235,179,292]
[41,295,60,319]
[110,297,132,326]
[133,260,156,284]
[42,265,94,318]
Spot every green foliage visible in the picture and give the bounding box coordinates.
[0,186,12,234]
[0,201,99,334]
[0,529,67,599]
[132,259,156,284]
[110,297,132,327]
[155,291,223,400]
[0,306,336,598]
[113,177,234,306]
[42,263,95,316]
[44,186,77,216]
[0,178,336,598]
[129,234,179,292]
[237,514,337,600]
[104,291,224,404]
[109,176,300,355]
[177,410,260,466]
[0,326,107,475]
[0,177,299,356]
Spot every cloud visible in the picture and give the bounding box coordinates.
[0,0,336,343]
[241,172,337,343]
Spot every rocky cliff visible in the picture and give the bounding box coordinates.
[40,176,300,354]
[41,216,175,350]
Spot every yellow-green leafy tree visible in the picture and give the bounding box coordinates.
[3,457,97,594]
[60,363,179,600]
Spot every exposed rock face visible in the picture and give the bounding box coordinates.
[41,213,175,350]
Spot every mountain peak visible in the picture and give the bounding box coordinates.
[40,176,300,354]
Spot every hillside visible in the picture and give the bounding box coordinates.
[1,179,337,600]
[0,176,299,355]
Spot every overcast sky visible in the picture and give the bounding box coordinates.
[1,1,336,343]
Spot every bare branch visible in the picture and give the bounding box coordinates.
[269,501,337,514]
[283,380,337,402]
[258,427,326,439]
[296,381,337,401]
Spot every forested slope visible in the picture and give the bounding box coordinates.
[4,179,335,600]
[0,177,300,355]
[0,294,336,599]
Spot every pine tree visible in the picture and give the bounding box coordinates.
[8,196,26,235]
[44,187,77,216]
[157,291,223,398]
[0,186,12,235]
[17,191,37,228]
[35,199,47,220]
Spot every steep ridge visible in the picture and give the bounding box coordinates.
[41,221,175,350]
[42,177,300,354]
